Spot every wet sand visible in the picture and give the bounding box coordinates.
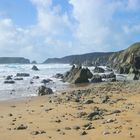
[0,81,140,140]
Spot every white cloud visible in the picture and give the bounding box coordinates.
[0,0,140,62]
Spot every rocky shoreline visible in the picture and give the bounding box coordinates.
[0,81,140,140]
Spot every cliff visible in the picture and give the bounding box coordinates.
[0,57,30,64]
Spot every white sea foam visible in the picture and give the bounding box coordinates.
[0,64,71,101]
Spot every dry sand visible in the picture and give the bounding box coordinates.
[0,81,140,140]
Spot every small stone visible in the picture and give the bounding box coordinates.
[103,131,110,135]
[80,131,87,135]
[56,129,61,132]
[73,126,80,130]
[8,113,13,117]
[83,99,93,104]
[16,124,28,130]
[55,119,61,123]
[112,110,121,114]
[31,131,40,135]
[65,127,71,130]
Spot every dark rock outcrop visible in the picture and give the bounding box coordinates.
[38,86,53,96]
[32,65,39,71]
[63,65,93,84]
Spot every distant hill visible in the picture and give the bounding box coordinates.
[0,57,30,64]
[44,42,140,69]
[44,52,114,66]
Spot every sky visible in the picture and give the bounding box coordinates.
[0,0,140,62]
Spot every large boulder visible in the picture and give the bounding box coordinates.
[63,65,93,84]
[93,66,105,73]
[32,65,39,71]
[38,86,53,96]
[91,75,102,83]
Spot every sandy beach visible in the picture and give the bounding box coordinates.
[0,81,139,140]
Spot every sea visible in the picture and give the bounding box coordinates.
[0,64,127,101]
[0,64,71,101]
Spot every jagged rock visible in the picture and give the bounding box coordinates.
[38,86,53,96]
[93,66,105,73]
[87,107,106,120]
[16,73,30,77]
[63,65,93,84]
[91,75,102,83]
[32,65,39,71]
[4,80,15,84]
[117,65,131,74]
[5,75,12,80]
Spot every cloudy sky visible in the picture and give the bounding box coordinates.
[0,0,140,62]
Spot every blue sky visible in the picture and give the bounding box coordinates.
[0,0,140,62]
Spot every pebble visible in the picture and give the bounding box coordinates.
[80,131,87,135]
[16,124,28,130]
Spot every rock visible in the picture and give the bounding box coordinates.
[105,72,116,79]
[8,113,13,117]
[77,112,87,118]
[87,107,106,120]
[82,122,94,130]
[83,99,94,104]
[101,96,109,103]
[41,79,52,84]
[111,110,121,114]
[91,75,102,83]
[103,131,110,135]
[30,130,46,135]
[31,60,37,64]
[16,73,30,77]
[31,131,40,135]
[33,76,40,79]
[80,131,87,135]
[63,65,93,84]
[14,78,23,80]
[65,127,71,130]
[93,66,105,73]
[4,80,15,84]
[38,86,53,96]
[16,124,28,130]
[54,73,64,79]
[5,75,12,80]
[32,65,39,71]
[73,126,80,130]
[118,65,131,74]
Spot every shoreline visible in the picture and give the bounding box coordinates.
[0,81,140,140]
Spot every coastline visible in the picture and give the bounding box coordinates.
[0,81,140,140]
